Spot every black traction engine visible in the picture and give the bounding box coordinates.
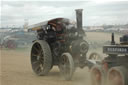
[30,9,89,80]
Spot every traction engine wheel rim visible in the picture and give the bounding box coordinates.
[31,40,52,76]
[89,52,101,61]
[59,53,74,80]
[90,66,104,85]
[107,67,125,85]
[31,42,44,75]
[7,40,17,49]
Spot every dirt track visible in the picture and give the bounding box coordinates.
[0,32,123,85]
[1,49,91,85]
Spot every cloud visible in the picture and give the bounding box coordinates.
[1,1,128,27]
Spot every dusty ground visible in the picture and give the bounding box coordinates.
[0,32,123,85]
[1,49,91,85]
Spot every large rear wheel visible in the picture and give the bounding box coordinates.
[31,40,52,76]
[59,53,75,80]
[107,66,128,85]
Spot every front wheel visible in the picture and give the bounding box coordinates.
[90,65,106,85]
[59,53,75,80]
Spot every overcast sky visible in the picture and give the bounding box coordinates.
[1,0,128,27]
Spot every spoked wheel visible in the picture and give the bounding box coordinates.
[107,66,128,85]
[59,53,75,80]
[89,52,102,61]
[31,40,52,76]
[90,65,105,85]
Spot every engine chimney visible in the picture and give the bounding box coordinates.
[111,33,115,45]
[75,9,84,35]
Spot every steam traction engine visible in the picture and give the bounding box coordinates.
[90,33,128,85]
[29,9,89,80]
